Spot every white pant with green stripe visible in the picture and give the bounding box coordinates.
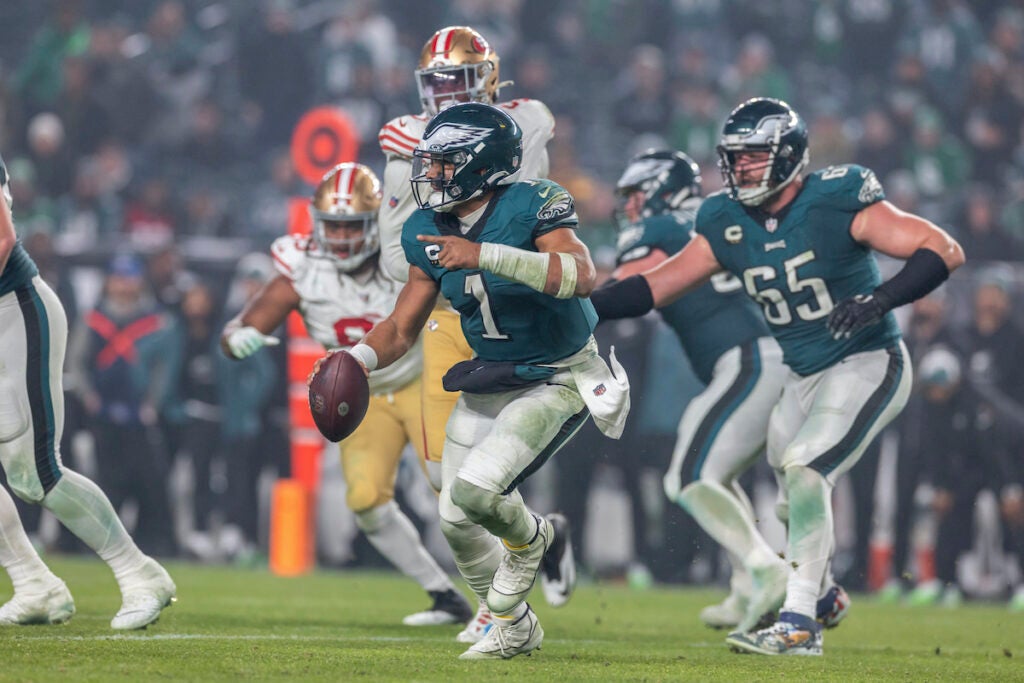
[0,276,66,502]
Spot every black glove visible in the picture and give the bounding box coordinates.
[826,294,889,339]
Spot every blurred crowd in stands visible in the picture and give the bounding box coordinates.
[2,0,1022,607]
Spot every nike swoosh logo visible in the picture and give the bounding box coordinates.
[538,187,551,198]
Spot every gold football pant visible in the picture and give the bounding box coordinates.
[420,307,473,465]
[338,377,425,513]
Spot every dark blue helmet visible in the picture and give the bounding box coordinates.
[411,102,522,211]
[717,97,809,206]
[615,149,702,221]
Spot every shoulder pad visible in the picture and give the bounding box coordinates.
[811,164,885,206]
[378,113,428,158]
[499,98,554,135]
[271,234,315,280]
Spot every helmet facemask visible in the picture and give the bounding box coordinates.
[309,163,381,272]
[416,61,497,115]
[410,148,484,211]
[410,102,522,212]
[416,27,504,115]
[717,106,809,207]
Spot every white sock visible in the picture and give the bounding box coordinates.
[680,479,782,571]
[42,469,147,585]
[355,501,453,594]
[0,486,58,591]
[780,466,834,618]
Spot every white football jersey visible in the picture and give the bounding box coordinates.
[271,234,421,395]
[376,98,555,281]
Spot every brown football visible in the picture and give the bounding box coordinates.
[308,351,370,442]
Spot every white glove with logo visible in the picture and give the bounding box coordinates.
[227,326,280,359]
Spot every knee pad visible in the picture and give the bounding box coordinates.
[354,500,398,534]
[450,477,500,526]
[7,470,48,504]
[346,481,389,514]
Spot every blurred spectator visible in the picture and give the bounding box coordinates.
[961,50,1020,186]
[21,229,78,325]
[7,157,57,237]
[242,148,305,247]
[904,107,972,218]
[669,80,724,169]
[956,185,1023,262]
[145,243,194,314]
[123,175,176,248]
[807,102,855,172]
[26,112,73,198]
[611,45,673,139]
[719,33,791,104]
[839,0,907,97]
[67,252,180,557]
[881,291,961,602]
[238,0,313,145]
[54,55,110,159]
[170,280,224,553]
[965,266,1024,413]
[855,106,903,182]
[217,253,279,556]
[14,0,90,112]
[899,0,983,122]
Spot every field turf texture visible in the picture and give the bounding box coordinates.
[1,557,1021,682]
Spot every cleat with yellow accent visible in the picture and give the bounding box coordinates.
[726,611,823,656]
[487,515,552,615]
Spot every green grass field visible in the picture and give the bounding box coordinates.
[1,558,1022,682]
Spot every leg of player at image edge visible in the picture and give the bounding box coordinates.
[353,500,473,626]
[726,466,834,655]
[41,470,176,629]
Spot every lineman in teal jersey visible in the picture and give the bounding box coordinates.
[600,149,792,633]
[335,102,629,660]
[591,99,964,656]
[0,155,175,629]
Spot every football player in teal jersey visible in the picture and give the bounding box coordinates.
[332,102,629,660]
[0,155,175,629]
[592,98,964,656]
[600,149,792,633]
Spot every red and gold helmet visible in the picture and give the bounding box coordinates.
[309,162,381,272]
[416,26,502,115]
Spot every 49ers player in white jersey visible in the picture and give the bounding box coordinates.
[377,27,573,644]
[220,162,473,628]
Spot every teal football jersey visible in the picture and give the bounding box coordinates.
[0,242,40,296]
[696,164,901,376]
[615,206,768,385]
[403,179,597,364]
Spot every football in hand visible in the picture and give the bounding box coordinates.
[308,351,370,442]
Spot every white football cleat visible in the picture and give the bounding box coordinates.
[540,513,576,608]
[736,562,788,633]
[700,591,749,630]
[111,557,176,630]
[459,604,543,660]
[456,603,493,643]
[0,579,75,625]
[402,589,473,626]
[487,515,552,615]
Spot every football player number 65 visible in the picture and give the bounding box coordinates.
[743,250,834,325]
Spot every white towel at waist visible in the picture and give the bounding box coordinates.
[547,337,631,440]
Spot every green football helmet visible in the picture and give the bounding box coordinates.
[411,102,522,211]
[615,149,702,225]
[717,97,809,207]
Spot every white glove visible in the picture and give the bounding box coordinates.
[227,326,280,358]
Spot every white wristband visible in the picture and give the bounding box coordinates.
[555,252,578,299]
[347,343,378,372]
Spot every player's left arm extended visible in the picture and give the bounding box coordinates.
[416,227,597,298]
[589,234,723,320]
[828,200,966,338]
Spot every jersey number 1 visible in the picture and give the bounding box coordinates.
[464,273,509,340]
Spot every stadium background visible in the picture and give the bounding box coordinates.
[0,0,1021,603]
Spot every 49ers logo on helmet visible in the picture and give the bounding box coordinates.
[471,35,489,54]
